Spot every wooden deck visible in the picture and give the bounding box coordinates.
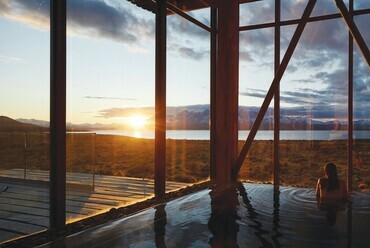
[0,169,187,243]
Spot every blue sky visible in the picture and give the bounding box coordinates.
[0,0,369,125]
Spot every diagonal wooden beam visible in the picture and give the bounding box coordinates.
[232,0,317,180]
[166,1,211,32]
[334,0,370,68]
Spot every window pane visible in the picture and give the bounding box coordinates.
[280,19,348,188]
[166,12,210,190]
[240,0,274,26]
[66,0,156,223]
[353,14,370,192]
[239,29,274,183]
[282,0,345,21]
[354,0,370,11]
[0,1,50,242]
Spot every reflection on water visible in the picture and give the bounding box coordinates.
[41,183,370,248]
[317,199,348,226]
[208,187,239,247]
[154,204,167,248]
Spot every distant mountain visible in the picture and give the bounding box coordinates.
[17,118,49,128]
[8,104,370,131]
[16,118,122,131]
[0,116,46,132]
[66,122,123,131]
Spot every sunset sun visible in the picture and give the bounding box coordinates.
[125,115,148,129]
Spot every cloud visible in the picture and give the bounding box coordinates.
[239,50,254,62]
[0,54,26,63]
[97,107,154,119]
[169,43,209,60]
[84,96,137,101]
[240,82,350,108]
[166,14,210,61]
[167,13,209,41]
[0,0,154,47]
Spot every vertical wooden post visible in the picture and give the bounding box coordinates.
[50,0,66,231]
[210,4,217,182]
[347,0,353,192]
[274,0,281,191]
[155,0,167,197]
[214,0,239,186]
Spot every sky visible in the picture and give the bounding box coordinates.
[0,0,369,126]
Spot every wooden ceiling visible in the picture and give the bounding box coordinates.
[126,0,261,14]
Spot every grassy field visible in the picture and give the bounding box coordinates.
[0,132,369,190]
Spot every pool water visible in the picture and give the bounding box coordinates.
[42,183,370,247]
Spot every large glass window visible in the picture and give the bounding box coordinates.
[66,0,157,223]
[0,1,50,242]
[166,7,210,190]
[353,14,370,192]
[280,19,348,188]
[239,29,274,183]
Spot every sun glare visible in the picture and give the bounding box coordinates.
[126,115,148,129]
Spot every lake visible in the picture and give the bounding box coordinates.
[77,130,370,141]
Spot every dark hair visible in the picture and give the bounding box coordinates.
[325,162,339,191]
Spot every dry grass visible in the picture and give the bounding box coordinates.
[0,132,369,190]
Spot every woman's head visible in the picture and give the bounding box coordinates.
[324,162,337,178]
[324,162,339,191]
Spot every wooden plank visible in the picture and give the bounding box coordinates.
[0,219,45,234]
[0,210,49,227]
[0,168,188,243]
[0,198,49,210]
[65,200,117,211]
[0,230,21,243]
[0,203,49,217]
[0,192,49,203]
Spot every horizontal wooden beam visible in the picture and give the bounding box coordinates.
[240,8,370,31]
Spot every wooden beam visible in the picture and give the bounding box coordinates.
[155,0,167,198]
[335,0,370,68]
[240,8,370,31]
[233,0,317,179]
[210,4,217,181]
[166,2,211,32]
[50,0,67,231]
[273,0,281,191]
[347,0,353,192]
[214,0,239,187]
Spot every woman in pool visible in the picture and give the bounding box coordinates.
[316,162,349,201]
[316,162,349,225]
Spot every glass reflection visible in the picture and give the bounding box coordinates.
[317,200,348,226]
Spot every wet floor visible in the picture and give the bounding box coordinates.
[41,183,370,248]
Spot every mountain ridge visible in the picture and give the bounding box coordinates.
[4,104,370,131]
